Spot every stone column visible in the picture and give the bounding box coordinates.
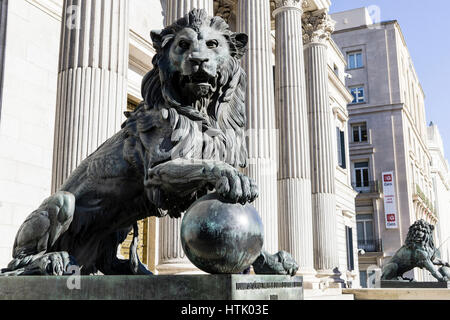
[52,0,129,192]
[303,10,341,284]
[273,0,316,281]
[156,0,213,275]
[165,0,213,26]
[236,0,278,253]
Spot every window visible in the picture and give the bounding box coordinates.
[350,86,365,103]
[336,127,346,169]
[347,51,363,69]
[354,161,369,188]
[352,123,368,142]
[357,214,374,242]
[346,226,355,271]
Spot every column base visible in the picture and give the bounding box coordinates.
[315,269,346,289]
[295,267,320,289]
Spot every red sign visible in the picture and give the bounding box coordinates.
[383,171,398,229]
[386,214,396,222]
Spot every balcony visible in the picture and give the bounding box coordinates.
[358,239,383,253]
[352,180,381,194]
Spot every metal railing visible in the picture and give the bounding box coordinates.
[358,239,383,252]
[352,180,380,194]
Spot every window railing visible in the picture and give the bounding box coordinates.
[352,180,380,193]
[358,239,383,252]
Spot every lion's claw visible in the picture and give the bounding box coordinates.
[214,165,258,204]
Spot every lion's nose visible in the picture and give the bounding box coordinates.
[189,57,209,65]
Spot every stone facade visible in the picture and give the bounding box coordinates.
[0,0,359,288]
[332,7,448,285]
[427,123,450,263]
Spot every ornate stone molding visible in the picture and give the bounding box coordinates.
[302,10,335,45]
[215,0,233,23]
[272,0,305,16]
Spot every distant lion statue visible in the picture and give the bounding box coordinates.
[1,9,298,276]
[381,219,450,282]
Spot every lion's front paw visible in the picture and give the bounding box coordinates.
[253,251,299,276]
[213,165,258,204]
[275,251,299,276]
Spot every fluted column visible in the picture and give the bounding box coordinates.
[237,0,278,253]
[273,0,315,278]
[165,0,213,26]
[303,10,340,281]
[52,0,129,192]
[156,0,213,275]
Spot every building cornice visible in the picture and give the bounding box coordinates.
[25,0,62,21]
[328,65,353,102]
[332,19,396,34]
[348,103,404,116]
[328,38,346,65]
[349,144,375,156]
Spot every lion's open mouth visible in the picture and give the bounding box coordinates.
[179,70,217,95]
[170,70,219,119]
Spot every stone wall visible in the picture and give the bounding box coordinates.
[0,0,61,267]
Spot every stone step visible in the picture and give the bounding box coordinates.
[305,294,354,300]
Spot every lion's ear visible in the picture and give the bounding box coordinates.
[150,30,163,48]
[231,33,249,60]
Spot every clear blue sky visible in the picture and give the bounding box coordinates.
[330,0,450,160]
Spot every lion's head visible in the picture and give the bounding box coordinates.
[405,219,435,250]
[139,9,249,168]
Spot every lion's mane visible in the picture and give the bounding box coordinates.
[405,219,435,250]
[133,9,248,168]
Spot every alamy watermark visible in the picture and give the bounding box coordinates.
[66,265,81,290]
[367,5,382,29]
[66,5,81,30]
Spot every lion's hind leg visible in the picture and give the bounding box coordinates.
[1,192,77,276]
[381,262,399,280]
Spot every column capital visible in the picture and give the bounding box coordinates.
[272,0,306,16]
[302,10,335,45]
[216,0,234,23]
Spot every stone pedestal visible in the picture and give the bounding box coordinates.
[273,0,316,286]
[378,280,450,288]
[0,275,303,300]
[52,0,129,192]
[236,0,279,254]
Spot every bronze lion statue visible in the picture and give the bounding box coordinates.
[1,9,298,276]
[381,219,450,282]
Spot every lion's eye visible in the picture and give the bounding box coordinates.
[179,40,190,50]
[206,40,219,49]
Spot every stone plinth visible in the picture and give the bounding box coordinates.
[378,280,450,288]
[0,275,303,300]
